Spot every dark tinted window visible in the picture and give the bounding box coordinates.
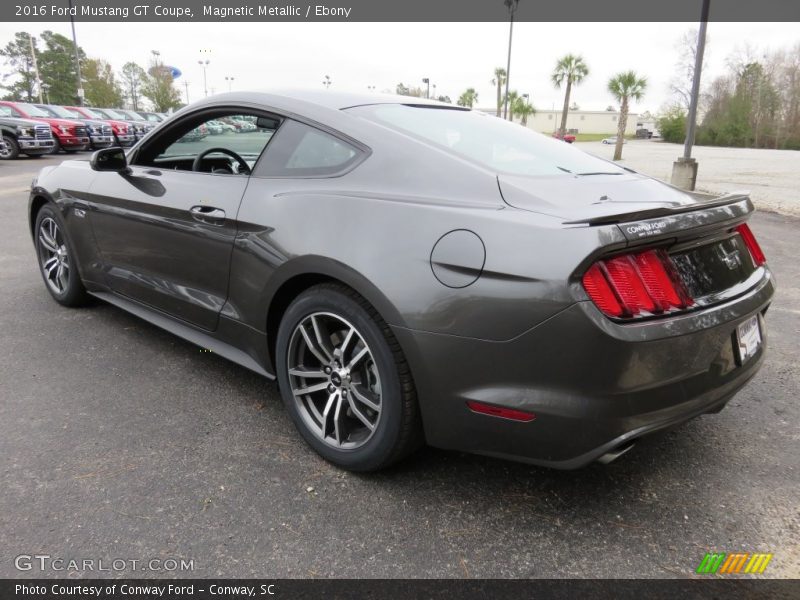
[350,104,626,177]
[255,120,362,177]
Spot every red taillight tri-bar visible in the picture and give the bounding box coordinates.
[582,249,692,318]
[582,223,767,319]
[735,223,766,266]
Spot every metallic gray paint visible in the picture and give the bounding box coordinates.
[28,90,774,468]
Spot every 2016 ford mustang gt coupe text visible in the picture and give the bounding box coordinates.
[29,91,774,471]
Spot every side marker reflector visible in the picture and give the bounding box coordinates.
[466,401,536,422]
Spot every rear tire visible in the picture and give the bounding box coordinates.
[34,205,88,307]
[275,283,422,471]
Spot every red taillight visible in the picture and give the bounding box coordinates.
[582,264,623,317]
[602,255,656,314]
[582,249,693,319]
[466,401,536,422]
[736,224,766,266]
[631,249,691,310]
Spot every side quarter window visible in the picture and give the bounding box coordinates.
[254,120,364,178]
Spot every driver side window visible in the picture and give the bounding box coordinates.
[140,113,278,175]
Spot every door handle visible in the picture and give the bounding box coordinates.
[190,205,226,222]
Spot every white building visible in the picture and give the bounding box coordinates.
[477,108,638,136]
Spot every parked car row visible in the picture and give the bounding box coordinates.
[176,115,265,142]
[0,100,168,159]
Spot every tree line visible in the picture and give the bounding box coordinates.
[0,31,182,112]
[660,36,800,150]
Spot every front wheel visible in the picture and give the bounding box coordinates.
[34,205,88,307]
[275,284,422,471]
[1,135,20,159]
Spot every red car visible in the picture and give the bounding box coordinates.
[63,106,136,148]
[552,131,576,143]
[0,101,90,153]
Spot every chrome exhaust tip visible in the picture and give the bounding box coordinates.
[597,442,635,465]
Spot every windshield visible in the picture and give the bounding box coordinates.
[0,106,17,117]
[81,108,107,119]
[138,112,162,122]
[16,103,52,117]
[37,105,74,119]
[350,104,626,177]
[103,109,133,120]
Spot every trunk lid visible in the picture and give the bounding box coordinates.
[499,172,765,314]
[499,172,702,223]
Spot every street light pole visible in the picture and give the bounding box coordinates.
[225,76,234,92]
[503,0,520,120]
[198,60,210,96]
[670,0,710,190]
[422,78,430,99]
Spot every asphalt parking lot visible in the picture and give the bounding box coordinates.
[1,154,798,579]
[580,139,800,216]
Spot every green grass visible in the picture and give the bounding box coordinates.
[573,133,615,142]
[538,132,636,142]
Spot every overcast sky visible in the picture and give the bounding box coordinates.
[1,21,797,113]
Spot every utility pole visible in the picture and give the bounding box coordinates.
[183,80,190,104]
[503,0,520,120]
[68,0,84,105]
[29,33,42,103]
[670,0,710,191]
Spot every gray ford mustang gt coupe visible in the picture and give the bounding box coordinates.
[28,90,774,471]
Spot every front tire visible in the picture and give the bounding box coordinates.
[34,205,88,307]
[275,284,422,471]
[1,135,20,159]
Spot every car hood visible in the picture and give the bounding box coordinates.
[498,172,703,222]
[103,120,131,128]
[31,117,82,128]
[0,117,43,128]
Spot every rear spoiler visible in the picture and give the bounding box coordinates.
[564,193,753,243]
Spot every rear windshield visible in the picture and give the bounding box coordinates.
[349,104,626,177]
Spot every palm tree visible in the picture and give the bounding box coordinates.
[457,88,479,108]
[514,97,536,126]
[504,90,520,121]
[551,54,589,137]
[607,70,648,160]
[491,68,507,117]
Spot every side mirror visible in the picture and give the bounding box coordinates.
[90,147,129,173]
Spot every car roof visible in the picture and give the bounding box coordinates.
[191,89,459,112]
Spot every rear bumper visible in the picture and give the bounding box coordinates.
[393,270,775,468]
